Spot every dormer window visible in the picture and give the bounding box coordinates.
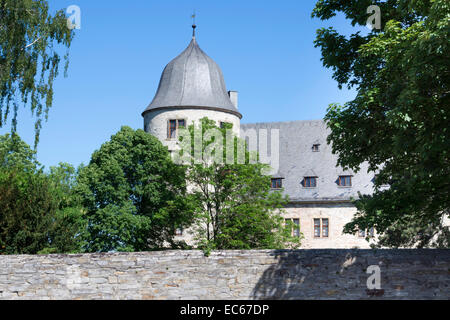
[271,178,283,189]
[312,144,320,152]
[338,175,352,187]
[167,119,186,139]
[303,176,317,188]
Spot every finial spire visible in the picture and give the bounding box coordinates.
[191,11,196,38]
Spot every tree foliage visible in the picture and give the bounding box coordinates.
[177,118,301,251]
[45,162,86,253]
[0,132,39,170]
[313,0,449,247]
[0,0,74,145]
[0,134,85,254]
[76,126,193,252]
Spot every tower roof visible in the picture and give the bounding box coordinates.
[143,33,241,118]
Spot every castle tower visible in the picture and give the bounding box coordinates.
[142,25,242,150]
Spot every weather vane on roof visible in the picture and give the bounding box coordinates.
[191,11,196,38]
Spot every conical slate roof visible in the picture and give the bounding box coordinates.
[143,36,241,118]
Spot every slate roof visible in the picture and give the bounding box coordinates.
[143,36,241,118]
[240,120,375,203]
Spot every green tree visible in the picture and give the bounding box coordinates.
[76,126,192,252]
[176,118,301,251]
[0,132,39,170]
[0,167,56,254]
[45,162,86,253]
[0,0,74,145]
[0,135,85,254]
[312,0,449,247]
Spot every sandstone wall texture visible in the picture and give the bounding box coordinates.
[0,250,448,300]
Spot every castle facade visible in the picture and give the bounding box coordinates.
[142,30,376,248]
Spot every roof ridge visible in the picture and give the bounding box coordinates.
[178,39,196,106]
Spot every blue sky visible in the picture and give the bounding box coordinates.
[2,0,364,169]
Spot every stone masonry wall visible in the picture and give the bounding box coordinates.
[0,250,448,300]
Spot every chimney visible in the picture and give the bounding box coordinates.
[228,91,238,109]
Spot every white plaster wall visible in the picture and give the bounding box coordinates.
[143,108,241,151]
[282,204,376,249]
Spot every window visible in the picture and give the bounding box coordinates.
[285,218,301,238]
[312,144,320,152]
[271,178,283,189]
[314,218,329,238]
[293,219,300,237]
[219,121,231,129]
[167,119,186,139]
[314,219,321,238]
[304,176,317,188]
[358,227,375,238]
[168,120,177,139]
[322,218,329,237]
[175,227,183,236]
[338,175,352,187]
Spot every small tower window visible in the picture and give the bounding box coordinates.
[312,144,320,152]
[219,121,231,129]
[168,119,186,139]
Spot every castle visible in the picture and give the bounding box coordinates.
[142,28,376,249]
